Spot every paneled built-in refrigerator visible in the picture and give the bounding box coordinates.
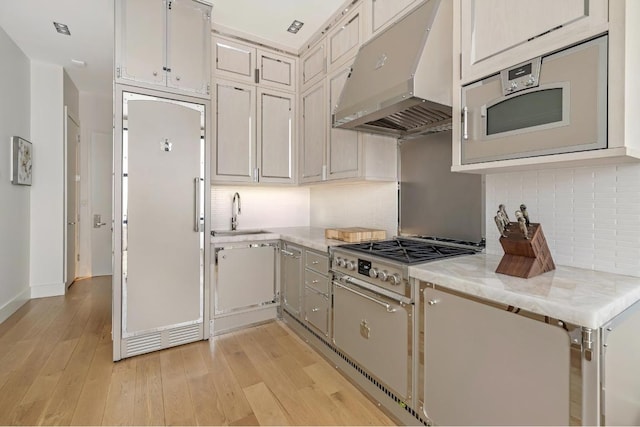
[113,86,210,360]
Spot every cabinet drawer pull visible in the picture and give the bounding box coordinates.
[312,260,320,265]
[312,279,319,284]
[312,308,319,312]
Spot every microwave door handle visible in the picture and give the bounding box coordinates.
[462,106,469,140]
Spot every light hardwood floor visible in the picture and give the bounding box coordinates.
[0,276,395,426]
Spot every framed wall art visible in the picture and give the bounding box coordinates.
[10,136,33,186]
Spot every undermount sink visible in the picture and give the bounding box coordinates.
[211,229,271,237]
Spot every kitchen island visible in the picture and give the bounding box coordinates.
[409,253,640,426]
[409,253,640,329]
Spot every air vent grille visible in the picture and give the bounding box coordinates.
[168,324,201,346]
[366,104,452,132]
[124,332,162,357]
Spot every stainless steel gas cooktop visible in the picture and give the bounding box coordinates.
[336,237,483,265]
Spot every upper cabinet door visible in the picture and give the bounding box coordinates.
[327,65,360,180]
[116,0,167,86]
[212,80,256,182]
[300,81,326,183]
[257,89,295,183]
[257,50,296,92]
[460,0,608,83]
[301,40,326,90]
[166,0,211,95]
[213,37,257,83]
[370,0,418,35]
[327,4,364,71]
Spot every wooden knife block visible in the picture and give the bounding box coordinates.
[496,223,555,279]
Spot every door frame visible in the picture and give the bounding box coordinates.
[64,106,81,290]
[112,84,211,361]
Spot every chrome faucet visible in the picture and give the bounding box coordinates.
[231,192,241,231]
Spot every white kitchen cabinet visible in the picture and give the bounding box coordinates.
[257,50,297,92]
[418,283,585,425]
[211,241,279,335]
[370,0,419,35]
[281,242,303,318]
[327,65,359,180]
[459,0,608,84]
[301,40,326,90]
[212,80,255,182]
[327,4,365,71]
[300,69,397,184]
[215,245,276,313]
[303,249,330,339]
[257,88,295,183]
[212,80,295,184]
[300,80,327,183]
[115,0,211,97]
[213,36,296,92]
[451,0,640,173]
[213,37,256,83]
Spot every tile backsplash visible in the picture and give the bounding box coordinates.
[310,182,398,237]
[485,163,640,277]
[211,186,310,231]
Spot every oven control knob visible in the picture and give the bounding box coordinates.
[337,258,346,268]
[378,270,388,281]
[369,268,379,279]
[389,273,402,286]
[345,261,356,271]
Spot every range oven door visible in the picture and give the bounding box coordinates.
[332,279,412,402]
[461,35,607,164]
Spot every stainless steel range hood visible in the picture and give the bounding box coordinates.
[333,0,452,139]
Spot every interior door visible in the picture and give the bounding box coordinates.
[65,111,80,288]
[123,96,203,337]
[90,131,113,276]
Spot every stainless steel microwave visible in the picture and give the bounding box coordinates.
[461,35,607,164]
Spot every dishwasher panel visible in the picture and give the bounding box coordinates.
[215,245,276,314]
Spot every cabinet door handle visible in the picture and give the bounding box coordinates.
[428,299,439,306]
[462,106,469,140]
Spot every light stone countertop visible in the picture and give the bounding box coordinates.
[409,253,640,329]
[210,226,344,253]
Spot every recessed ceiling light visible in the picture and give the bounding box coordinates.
[287,20,304,34]
[71,59,86,68]
[53,22,71,36]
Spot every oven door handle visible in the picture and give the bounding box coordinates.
[334,281,397,313]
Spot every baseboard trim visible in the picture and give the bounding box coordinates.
[0,287,31,323]
[31,282,65,298]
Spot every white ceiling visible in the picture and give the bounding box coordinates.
[0,0,347,97]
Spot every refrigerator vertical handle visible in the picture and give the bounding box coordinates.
[194,177,201,232]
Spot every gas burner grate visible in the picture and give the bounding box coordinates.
[338,238,478,264]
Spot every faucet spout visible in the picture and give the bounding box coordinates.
[231,192,241,230]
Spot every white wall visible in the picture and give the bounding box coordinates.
[310,182,398,237]
[29,61,65,298]
[0,27,31,322]
[78,92,113,277]
[211,186,310,230]
[485,164,640,277]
